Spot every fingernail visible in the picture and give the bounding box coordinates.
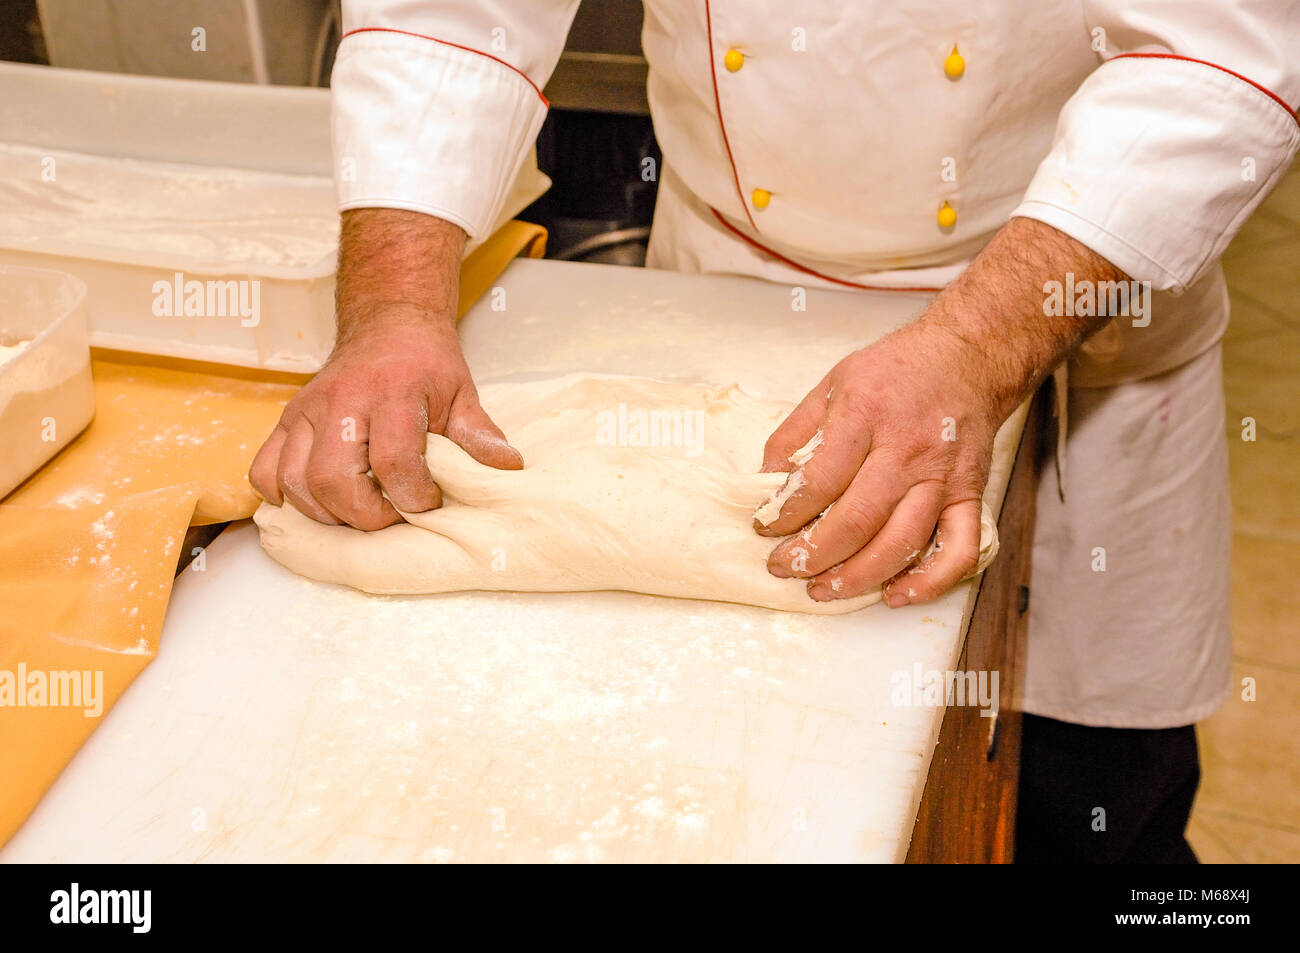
[768,561,793,579]
[807,584,830,601]
[886,592,909,608]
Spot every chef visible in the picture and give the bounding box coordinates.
[249,1,1300,862]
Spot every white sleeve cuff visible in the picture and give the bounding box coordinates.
[1013,56,1300,292]
[331,30,549,241]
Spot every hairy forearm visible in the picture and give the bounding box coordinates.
[916,216,1126,423]
[333,208,467,349]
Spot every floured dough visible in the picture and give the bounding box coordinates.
[255,375,998,613]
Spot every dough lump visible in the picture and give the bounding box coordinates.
[255,375,998,614]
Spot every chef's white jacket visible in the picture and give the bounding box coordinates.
[330,0,1299,727]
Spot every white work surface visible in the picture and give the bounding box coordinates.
[3,259,1027,863]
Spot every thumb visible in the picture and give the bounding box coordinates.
[761,381,829,472]
[444,392,525,471]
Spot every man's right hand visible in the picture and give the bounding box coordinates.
[248,208,522,530]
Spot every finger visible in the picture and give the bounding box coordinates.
[766,453,911,577]
[304,414,402,531]
[249,423,289,504]
[759,379,829,472]
[276,418,341,524]
[445,391,524,470]
[369,404,442,513]
[881,498,982,607]
[804,482,945,600]
[754,395,872,537]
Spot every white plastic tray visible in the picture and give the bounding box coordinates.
[0,62,547,373]
[0,62,338,372]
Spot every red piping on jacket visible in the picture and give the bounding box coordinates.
[342,26,549,106]
[703,1,758,231]
[1110,52,1298,127]
[709,207,943,293]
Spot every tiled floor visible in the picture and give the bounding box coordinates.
[1187,163,1300,863]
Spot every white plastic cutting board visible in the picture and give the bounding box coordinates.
[2,260,1026,863]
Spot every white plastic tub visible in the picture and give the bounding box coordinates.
[0,62,549,373]
[0,141,339,371]
[0,62,338,372]
[0,264,94,499]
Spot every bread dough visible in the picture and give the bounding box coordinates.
[254,375,998,613]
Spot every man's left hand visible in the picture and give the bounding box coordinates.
[758,216,1125,606]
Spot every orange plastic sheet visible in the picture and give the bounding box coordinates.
[0,222,545,845]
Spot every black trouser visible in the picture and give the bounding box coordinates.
[1015,713,1200,864]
